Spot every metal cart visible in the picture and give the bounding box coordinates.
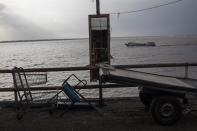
[99,64,197,125]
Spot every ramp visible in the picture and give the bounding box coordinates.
[100,66,197,94]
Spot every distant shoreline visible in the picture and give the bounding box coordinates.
[0,35,197,44]
[0,38,88,44]
[112,35,197,39]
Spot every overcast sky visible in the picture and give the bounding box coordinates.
[0,0,197,40]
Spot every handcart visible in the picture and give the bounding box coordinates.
[12,67,98,119]
[12,67,48,120]
[48,74,95,114]
[99,64,197,125]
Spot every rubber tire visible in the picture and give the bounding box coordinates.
[150,96,182,126]
[139,92,152,106]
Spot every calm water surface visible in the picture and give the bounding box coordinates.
[0,36,197,100]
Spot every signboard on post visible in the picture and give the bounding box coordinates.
[89,14,110,81]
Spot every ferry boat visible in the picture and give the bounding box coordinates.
[125,41,156,47]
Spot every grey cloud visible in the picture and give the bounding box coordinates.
[0,3,5,10]
[1,0,197,40]
[0,6,54,40]
[109,0,197,36]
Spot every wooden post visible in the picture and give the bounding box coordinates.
[99,76,103,106]
[12,71,18,104]
[185,64,189,78]
[96,0,100,15]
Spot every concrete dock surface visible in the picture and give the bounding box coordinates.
[0,97,197,131]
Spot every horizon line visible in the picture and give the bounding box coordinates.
[1,35,197,43]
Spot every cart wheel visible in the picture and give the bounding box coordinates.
[139,91,152,106]
[16,112,23,120]
[150,96,182,125]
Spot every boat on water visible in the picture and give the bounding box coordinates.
[125,41,156,47]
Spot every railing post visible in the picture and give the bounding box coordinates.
[12,71,18,104]
[99,76,103,107]
[184,64,189,78]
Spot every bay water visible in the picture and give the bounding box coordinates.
[0,36,197,100]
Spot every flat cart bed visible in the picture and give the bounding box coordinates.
[101,68,197,95]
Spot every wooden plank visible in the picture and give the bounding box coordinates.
[114,63,197,69]
[110,69,194,88]
[0,84,133,92]
[0,66,94,73]
[1,63,197,74]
